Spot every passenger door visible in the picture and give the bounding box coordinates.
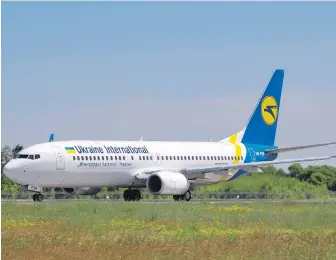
[52,146,65,170]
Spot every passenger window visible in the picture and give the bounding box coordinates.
[80,156,83,160]
[184,156,187,160]
[110,156,113,160]
[106,156,108,160]
[86,156,88,160]
[231,156,233,160]
[173,156,176,160]
[131,156,134,160]
[224,156,227,160]
[73,156,76,160]
[123,156,125,160]
[214,156,217,161]
[161,156,164,160]
[241,156,243,160]
[221,156,223,160]
[170,156,172,160]
[35,154,40,160]
[191,156,193,160]
[150,156,152,160]
[181,156,183,160]
[89,156,92,160]
[166,156,169,160]
[102,156,104,160]
[177,156,180,160]
[93,156,96,160]
[139,156,142,160]
[115,156,118,160]
[195,156,198,160]
[119,156,121,160]
[77,156,80,160]
[210,156,213,160]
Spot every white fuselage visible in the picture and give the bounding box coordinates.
[4,140,249,188]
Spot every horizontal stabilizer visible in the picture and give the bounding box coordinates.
[265,142,336,154]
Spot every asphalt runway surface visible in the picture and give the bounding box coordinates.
[2,198,336,204]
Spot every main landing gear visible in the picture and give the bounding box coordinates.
[173,190,192,202]
[32,193,44,202]
[123,189,142,201]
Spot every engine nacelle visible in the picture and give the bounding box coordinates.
[62,187,102,195]
[146,171,190,195]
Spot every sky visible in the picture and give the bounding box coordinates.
[2,2,336,168]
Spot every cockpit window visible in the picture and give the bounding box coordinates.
[28,155,34,160]
[35,154,40,160]
[17,154,29,159]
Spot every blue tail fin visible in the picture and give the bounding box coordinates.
[241,69,284,146]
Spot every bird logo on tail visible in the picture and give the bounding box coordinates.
[261,96,278,125]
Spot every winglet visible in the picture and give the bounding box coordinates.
[49,133,54,142]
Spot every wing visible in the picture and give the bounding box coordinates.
[181,156,335,176]
[134,155,335,180]
[265,142,336,154]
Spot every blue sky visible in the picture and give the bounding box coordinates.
[2,2,336,167]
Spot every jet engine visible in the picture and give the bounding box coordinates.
[146,171,190,195]
[62,187,102,195]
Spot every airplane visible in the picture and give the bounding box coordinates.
[3,69,336,202]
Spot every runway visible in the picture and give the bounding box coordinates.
[2,198,336,204]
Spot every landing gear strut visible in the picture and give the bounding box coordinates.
[173,190,192,202]
[32,193,44,202]
[123,189,142,201]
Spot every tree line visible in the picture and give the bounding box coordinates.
[2,144,336,192]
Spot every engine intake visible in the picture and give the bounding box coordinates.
[146,171,189,195]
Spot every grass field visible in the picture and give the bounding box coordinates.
[2,201,336,260]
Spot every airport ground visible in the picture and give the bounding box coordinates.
[2,200,336,260]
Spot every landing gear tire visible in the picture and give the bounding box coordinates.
[33,193,44,202]
[173,195,180,201]
[173,190,192,202]
[184,190,192,202]
[123,189,131,201]
[123,189,141,202]
[133,189,141,201]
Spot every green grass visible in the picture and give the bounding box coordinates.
[198,171,330,195]
[2,200,336,260]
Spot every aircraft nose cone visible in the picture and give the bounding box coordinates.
[3,160,25,184]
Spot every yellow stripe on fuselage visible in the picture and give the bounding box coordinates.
[229,133,242,165]
[214,133,242,183]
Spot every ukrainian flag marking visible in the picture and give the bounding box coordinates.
[65,147,76,154]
